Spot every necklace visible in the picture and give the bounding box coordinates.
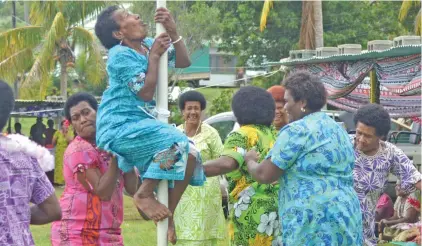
[184,121,202,138]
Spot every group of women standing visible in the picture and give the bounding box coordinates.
[43,5,421,246]
[174,72,365,245]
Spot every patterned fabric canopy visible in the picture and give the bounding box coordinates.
[291,60,374,99]
[288,52,421,118]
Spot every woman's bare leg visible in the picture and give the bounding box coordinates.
[167,153,197,244]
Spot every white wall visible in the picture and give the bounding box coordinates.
[200,74,237,87]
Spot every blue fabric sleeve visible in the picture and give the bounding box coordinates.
[266,123,307,170]
[107,46,147,95]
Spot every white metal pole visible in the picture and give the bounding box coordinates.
[156,1,169,246]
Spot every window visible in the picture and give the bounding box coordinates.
[210,121,235,143]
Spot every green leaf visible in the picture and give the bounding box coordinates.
[0,26,43,61]
[0,48,33,85]
[72,26,106,85]
[22,12,67,89]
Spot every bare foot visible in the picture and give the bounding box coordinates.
[168,218,177,245]
[136,207,151,221]
[134,194,172,222]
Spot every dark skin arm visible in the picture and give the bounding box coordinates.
[203,156,239,177]
[138,34,169,102]
[30,194,62,225]
[155,7,191,68]
[139,8,191,101]
[415,181,421,190]
[123,169,139,197]
[379,206,419,232]
[76,155,120,201]
[245,150,284,184]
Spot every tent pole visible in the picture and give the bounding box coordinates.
[369,69,380,104]
[156,1,169,246]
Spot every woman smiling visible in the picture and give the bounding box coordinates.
[174,91,227,246]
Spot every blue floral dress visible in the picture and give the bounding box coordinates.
[268,112,363,245]
[96,38,204,187]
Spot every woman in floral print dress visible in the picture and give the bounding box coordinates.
[174,91,227,246]
[352,104,421,246]
[245,72,363,245]
[204,86,280,246]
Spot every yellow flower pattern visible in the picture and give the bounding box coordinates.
[228,221,235,240]
[248,234,273,246]
[230,176,248,199]
[221,124,280,246]
[242,125,259,147]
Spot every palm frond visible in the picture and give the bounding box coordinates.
[398,0,415,22]
[30,1,58,27]
[0,48,34,84]
[299,1,315,49]
[260,0,273,32]
[0,26,43,61]
[415,9,421,35]
[22,12,67,88]
[38,73,54,100]
[64,2,107,27]
[72,26,106,85]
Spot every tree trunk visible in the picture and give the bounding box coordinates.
[60,60,68,100]
[313,0,324,48]
[299,1,315,49]
[299,0,324,49]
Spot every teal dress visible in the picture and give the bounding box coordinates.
[96,38,204,187]
[267,112,363,245]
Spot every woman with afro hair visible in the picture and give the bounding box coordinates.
[244,72,363,245]
[203,86,281,245]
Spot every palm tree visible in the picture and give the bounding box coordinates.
[398,0,421,35]
[260,0,324,49]
[0,1,106,99]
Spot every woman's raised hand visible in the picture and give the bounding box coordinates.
[154,7,177,38]
[150,33,171,58]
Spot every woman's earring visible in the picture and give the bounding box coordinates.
[119,39,123,45]
[301,107,306,113]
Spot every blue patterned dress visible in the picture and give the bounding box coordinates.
[96,38,204,187]
[267,112,363,245]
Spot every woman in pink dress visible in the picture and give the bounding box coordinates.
[51,93,139,245]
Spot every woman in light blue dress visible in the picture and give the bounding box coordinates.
[245,72,363,245]
[94,6,204,244]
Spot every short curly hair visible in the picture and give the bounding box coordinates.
[282,71,327,111]
[95,5,121,49]
[178,90,206,111]
[232,86,275,126]
[0,80,14,131]
[354,104,391,137]
[64,92,98,122]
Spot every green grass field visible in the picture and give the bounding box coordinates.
[30,188,229,245]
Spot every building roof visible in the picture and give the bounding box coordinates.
[264,45,421,66]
